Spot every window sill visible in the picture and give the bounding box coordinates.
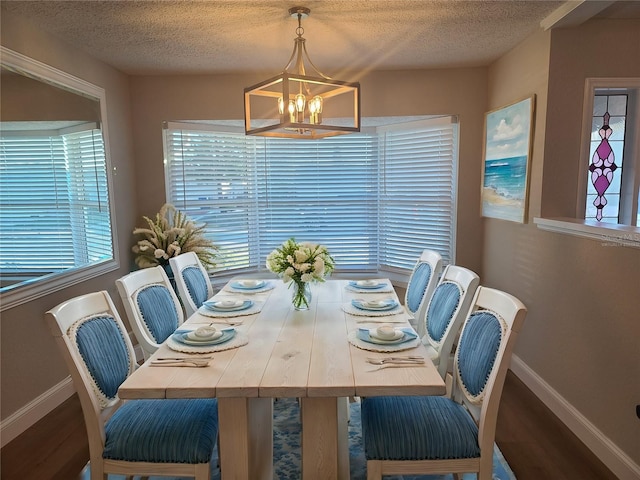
[533,217,640,248]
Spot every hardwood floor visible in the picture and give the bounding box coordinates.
[0,370,616,480]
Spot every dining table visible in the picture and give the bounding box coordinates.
[118,277,446,480]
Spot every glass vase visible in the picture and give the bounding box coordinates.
[291,281,312,310]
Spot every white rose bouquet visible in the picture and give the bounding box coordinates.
[266,238,335,309]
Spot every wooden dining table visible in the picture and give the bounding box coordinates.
[118,278,446,480]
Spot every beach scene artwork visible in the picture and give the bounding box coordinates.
[482,96,534,223]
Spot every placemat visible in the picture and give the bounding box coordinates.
[197,300,264,318]
[341,303,405,317]
[347,329,421,352]
[166,331,249,353]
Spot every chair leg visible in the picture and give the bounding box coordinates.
[194,462,211,480]
[367,460,382,480]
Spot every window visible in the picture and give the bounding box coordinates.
[579,79,640,227]
[0,125,113,280]
[164,117,457,278]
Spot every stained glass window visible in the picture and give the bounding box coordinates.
[585,92,627,223]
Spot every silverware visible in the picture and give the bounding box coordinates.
[150,358,211,367]
[156,356,213,361]
[366,357,424,365]
[356,319,406,324]
[367,363,425,372]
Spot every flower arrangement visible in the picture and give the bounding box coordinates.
[266,238,335,309]
[132,203,217,269]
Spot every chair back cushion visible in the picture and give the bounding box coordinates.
[182,266,209,308]
[456,310,505,404]
[135,284,180,343]
[406,262,432,313]
[69,315,131,408]
[425,281,461,345]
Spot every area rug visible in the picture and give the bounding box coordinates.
[83,398,516,479]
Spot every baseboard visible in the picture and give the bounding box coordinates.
[0,376,75,448]
[511,355,640,480]
[1,331,142,449]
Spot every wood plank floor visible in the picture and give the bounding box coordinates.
[0,370,616,479]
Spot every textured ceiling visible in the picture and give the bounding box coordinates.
[2,1,636,76]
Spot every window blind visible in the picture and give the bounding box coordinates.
[0,127,113,274]
[164,118,457,276]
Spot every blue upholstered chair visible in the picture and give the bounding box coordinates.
[404,249,443,338]
[421,265,480,380]
[361,287,527,480]
[116,265,184,360]
[170,251,214,317]
[45,291,218,480]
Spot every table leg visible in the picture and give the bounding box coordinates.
[300,396,350,480]
[218,397,273,480]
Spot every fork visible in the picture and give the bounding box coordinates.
[366,358,424,365]
[150,358,211,367]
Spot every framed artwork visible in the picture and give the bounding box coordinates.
[481,95,535,223]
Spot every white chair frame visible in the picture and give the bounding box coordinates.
[116,265,184,360]
[169,251,214,317]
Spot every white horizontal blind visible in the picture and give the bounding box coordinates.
[255,136,378,271]
[164,127,259,271]
[164,118,456,276]
[0,128,113,274]
[378,119,457,269]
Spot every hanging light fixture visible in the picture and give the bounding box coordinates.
[244,6,360,139]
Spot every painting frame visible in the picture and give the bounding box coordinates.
[481,95,536,223]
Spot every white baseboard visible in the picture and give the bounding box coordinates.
[511,355,640,480]
[0,376,75,448]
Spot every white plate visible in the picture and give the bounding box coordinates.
[207,299,244,310]
[357,280,379,287]
[203,300,253,312]
[357,328,416,345]
[185,327,223,342]
[369,328,403,341]
[352,299,398,311]
[174,328,236,346]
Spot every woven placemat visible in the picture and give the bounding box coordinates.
[347,329,421,352]
[166,331,249,353]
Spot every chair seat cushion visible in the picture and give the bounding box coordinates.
[361,396,480,460]
[103,398,218,464]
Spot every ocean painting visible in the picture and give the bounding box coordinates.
[482,96,534,223]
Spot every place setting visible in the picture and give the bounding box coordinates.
[224,278,276,294]
[347,323,422,353]
[163,324,249,354]
[341,296,405,317]
[344,279,394,294]
[197,295,264,320]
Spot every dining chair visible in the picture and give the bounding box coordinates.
[45,291,219,480]
[116,265,184,360]
[404,249,443,338]
[361,286,527,480]
[170,251,214,317]
[421,264,480,380]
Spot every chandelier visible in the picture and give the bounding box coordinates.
[244,6,360,139]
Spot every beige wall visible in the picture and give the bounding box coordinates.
[129,67,488,273]
[484,21,640,466]
[0,11,137,419]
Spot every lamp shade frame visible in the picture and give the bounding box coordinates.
[244,72,360,140]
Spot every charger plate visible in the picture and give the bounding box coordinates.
[224,281,276,294]
[166,331,249,353]
[342,303,404,317]
[197,300,264,318]
[348,328,421,352]
[345,282,394,294]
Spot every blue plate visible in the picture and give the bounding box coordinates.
[349,280,386,290]
[230,280,266,290]
[173,328,236,346]
[203,299,253,312]
[357,327,417,345]
[351,299,398,311]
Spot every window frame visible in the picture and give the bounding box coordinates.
[163,117,458,282]
[0,47,119,311]
[535,77,640,248]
